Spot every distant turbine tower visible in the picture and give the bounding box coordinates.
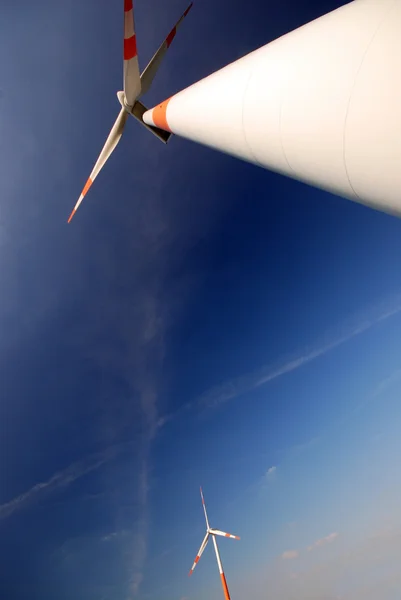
[189,487,240,600]
[144,0,401,218]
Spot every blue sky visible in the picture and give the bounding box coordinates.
[1,0,401,598]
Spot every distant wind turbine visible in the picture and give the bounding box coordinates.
[189,487,240,600]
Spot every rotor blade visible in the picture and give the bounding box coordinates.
[139,2,193,97]
[209,529,240,540]
[68,107,128,223]
[124,0,141,106]
[200,487,210,529]
[188,532,209,576]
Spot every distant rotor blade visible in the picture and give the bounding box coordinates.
[124,0,141,106]
[68,107,128,223]
[188,532,209,576]
[200,487,210,529]
[209,529,240,540]
[139,2,193,97]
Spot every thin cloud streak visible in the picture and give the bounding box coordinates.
[197,300,401,410]
[252,527,401,600]
[281,550,299,559]
[371,367,401,398]
[157,296,401,428]
[266,466,277,479]
[307,532,339,551]
[0,445,120,521]
[127,450,152,599]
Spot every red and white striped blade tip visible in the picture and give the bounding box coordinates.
[210,529,240,540]
[67,195,84,223]
[67,107,128,223]
[224,533,240,540]
[67,180,91,223]
[189,532,209,576]
[189,555,200,576]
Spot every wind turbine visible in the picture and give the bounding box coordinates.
[67,0,193,223]
[189,487,240,600]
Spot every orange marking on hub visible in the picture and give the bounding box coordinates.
[124,35,137,59]
[82,177,93,196]
[151,98,172,132]
[124,0,133,12]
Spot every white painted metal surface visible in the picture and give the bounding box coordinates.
[144,0,401,217]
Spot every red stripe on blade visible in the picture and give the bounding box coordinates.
[82,177,93,196]
[166,27,176,47]
[124,35,137,59]
[124,0,133,12]
[184,3,193,16]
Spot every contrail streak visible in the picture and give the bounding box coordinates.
[157,296,401,426]
[0,445,120,521]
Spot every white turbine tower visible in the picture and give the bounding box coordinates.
[189,487,240,600]
[144,0,401,219]
[67,0,193,223]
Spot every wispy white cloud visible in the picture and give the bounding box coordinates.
[307,532,339,551]
[266,466,277,479]
[372,367,401,398]
[157,296,401,428]
[349,365,401,420]
[127,455,151,599]
[237,526,401,600]
[0,446,120,521]
[279,532,339,562]
[0,3,228,600]
[281,550,299,560]
[102,530,130,542]
[287,436,321,456]
[0,438,154,600]
[196,299,401,411]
